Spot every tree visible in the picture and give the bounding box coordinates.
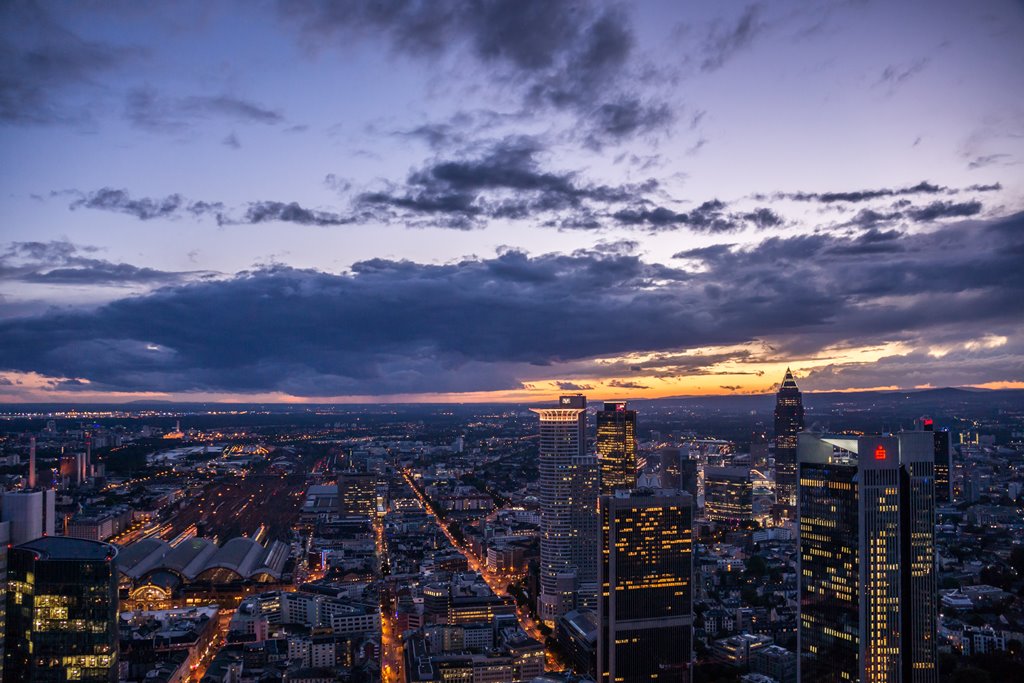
[746,554,768,578]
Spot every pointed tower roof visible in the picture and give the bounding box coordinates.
[780,368,800,391]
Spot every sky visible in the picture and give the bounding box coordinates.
[1,0,1023,403]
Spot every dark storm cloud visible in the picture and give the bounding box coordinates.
[0,1,140,125]
[843,199,984,227]
[0,212,1020,395]
[905,200,982,222]
[824,228,905,255]
[585,99,674,148]
[284,0,672,145]
[611,201,782,233]
[125,88,284,132]
[357,136,657,228]
[236,201,355,227]
[774,180,948,203]
[69,188,190,221]
[0,240,212,286]
[700,4,764,72]
[65,188,354,227]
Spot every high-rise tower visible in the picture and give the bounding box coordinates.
[773,368,804,507]
[3,536,120,682]
[918,418,953,505]
[797,432,937,683]
[596,401,638,495]
[532,395,598,624]
[598,488,694,683]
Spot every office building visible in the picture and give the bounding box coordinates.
[0,522,8,683]
[557,609,598,679]
[0,488,56,545]
[532,395,599,625]
[597,401,637,494]
[704,466,753,522]
[598,488,694,683]
[337,471,378,517]
[773,368,804,508]
[918,418,953,505]
[797,432,937,683]
[3,536,120,682]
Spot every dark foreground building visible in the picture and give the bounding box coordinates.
[598,488,693,683]
[797,432,937,683]
[3,536,119,683]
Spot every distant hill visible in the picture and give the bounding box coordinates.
[1,387,1021,416]
[644,386,1024,414]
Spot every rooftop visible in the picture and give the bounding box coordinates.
[18,536,116,562]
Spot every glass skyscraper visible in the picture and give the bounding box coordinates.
[797,432,937,683]
[3,536,119,683]
[596,401,637,495]
[532,395,599,624]
[773,368,804,508]
[598,488,694,683]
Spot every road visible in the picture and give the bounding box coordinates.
[376,515,406,683]
[400,469,549,645]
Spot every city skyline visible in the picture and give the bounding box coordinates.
[1,1,1023,404]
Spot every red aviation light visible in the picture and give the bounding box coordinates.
[874,445,887,460]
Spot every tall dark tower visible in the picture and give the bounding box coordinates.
[598,488,693,683]
[3,537,119,682]
[773,368,804,507]
[596,401,637,495]
[797,432,937,683]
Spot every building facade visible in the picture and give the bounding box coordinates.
[0,488,56,545]
[598,488,693,683]
[3,536,120,683]
[773,369,804,508]
[797,432,938,683]
[596,401,638,495]
[337,472,378,518]
[704,466,753,522]
[921,420,953,505]
[532,395,599,625]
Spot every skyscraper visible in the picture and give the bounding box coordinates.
[596,401,637,495]
[797,432,937,683]
[532,395,598,624]
[0,521,8,683]
[704,466,753,522]
[773,368,804,508]
[918,418,953,505]
[598,488,693,683]
[3,536,120,682]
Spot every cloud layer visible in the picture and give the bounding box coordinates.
[0,213,1020,396]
